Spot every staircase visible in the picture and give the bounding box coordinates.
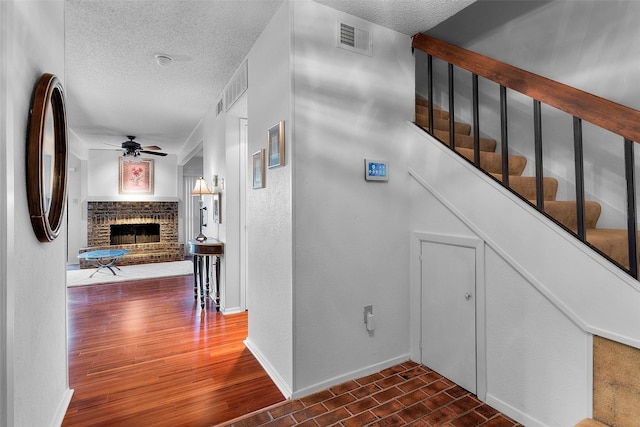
[415,95,638,275]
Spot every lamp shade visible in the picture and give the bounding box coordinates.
[191,177,213,195]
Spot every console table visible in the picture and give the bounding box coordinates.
[188,238,224,310]
[77,249,131,278]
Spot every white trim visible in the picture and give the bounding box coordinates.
[50,389,74,427]
[289,0,297,398]
[485,393,548,427]
[585,333,594,418]
[239,118,248,312]
[0,2,14,424]
[244,338,292,399]
[219,305,243,315]
[291,354,410,400]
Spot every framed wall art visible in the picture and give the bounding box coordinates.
[267,121,285,168]
[119,158,154,194]
[213,192,221,224]
[252,149,265,189]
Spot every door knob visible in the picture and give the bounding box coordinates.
[464,293,472,300]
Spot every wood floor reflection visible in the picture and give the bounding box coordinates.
[63,275,284,427]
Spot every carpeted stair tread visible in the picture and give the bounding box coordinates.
[575,419,609,427]
[416,113,472,135]
[586,228,640,271]
[491,174,558,201]
[539,200,602,230]
[416,104,449,120]
[416,95,434,108]
[456,147,527,176]
[433,129,497,152]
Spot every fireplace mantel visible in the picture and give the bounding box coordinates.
[86,196,179,202]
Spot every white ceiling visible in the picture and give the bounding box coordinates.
[65,0,474,155]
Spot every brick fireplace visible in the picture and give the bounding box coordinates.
[79,201,184,268]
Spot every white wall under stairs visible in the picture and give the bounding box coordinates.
[407,123,640,426]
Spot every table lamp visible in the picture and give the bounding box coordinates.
[191,177,213,241]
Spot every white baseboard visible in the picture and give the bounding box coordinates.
[244,338,292,399]
[290,354,411,400]
[51,388,74,427]
[485,393,546,427]
[243,339,410,401]
[219,303,243,315]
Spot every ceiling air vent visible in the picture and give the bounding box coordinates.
[224,59,248,111]
[337,21,372,56]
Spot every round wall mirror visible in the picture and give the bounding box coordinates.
[27,73,68,242]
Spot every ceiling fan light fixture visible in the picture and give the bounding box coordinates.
[122,149,142,163]
[155,54,173,67]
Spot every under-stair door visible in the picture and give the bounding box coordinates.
[421,239,477,394]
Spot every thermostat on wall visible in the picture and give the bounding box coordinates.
[364,159,388,181]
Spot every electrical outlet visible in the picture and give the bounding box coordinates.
[364,305,373,323]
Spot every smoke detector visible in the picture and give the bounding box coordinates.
[154,54,173,67]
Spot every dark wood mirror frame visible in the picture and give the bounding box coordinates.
[27,73,68,242]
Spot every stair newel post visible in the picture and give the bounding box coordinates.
[534,100,545,212]
[573,117,587,241]
[448,63,455,150]
[500,85,509,187]
[427,54,434,135]
[624,138,638,278]
[472,74,480,167]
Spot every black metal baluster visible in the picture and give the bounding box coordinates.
[500,86,509,187]
[448,63,455,149]
[534,100,544,211]
[472,74,480,166]
[427,54,434,135]
[624,138,638,278]
[573,117,586,241]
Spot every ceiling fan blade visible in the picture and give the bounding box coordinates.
[140,150,167,157]
[141,145,162,151]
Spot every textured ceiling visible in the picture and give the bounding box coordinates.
[65,0,284,154]
[65,0,474,156]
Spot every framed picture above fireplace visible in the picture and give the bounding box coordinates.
[119,158,154,194]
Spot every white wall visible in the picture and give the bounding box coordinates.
[86,150,178,200]
[244,0,294,396]
[418,1,640,229]
[290,0,413,396]
[0,1,72,426]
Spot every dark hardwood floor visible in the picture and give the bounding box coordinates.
[63,276,285,427]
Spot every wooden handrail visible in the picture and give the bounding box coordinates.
[412,33,640,144]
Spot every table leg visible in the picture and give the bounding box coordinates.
[205,255,210,297]
[88,256,121,278]
[214,255,221,311]
[192,256,198,301]
[197,256,205,308]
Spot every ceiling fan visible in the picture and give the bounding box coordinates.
[119,136,167,159]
